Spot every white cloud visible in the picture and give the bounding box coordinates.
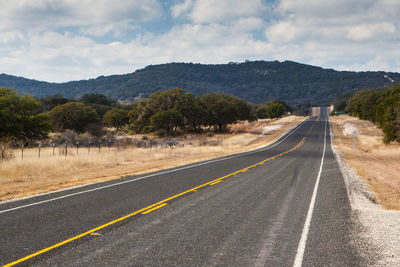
[1,0,400,83]
[265,21,302,43]
[0,22,276,82]
[173,0,268,24]
[346,23,396,41]
[233,17,264,32]
[0,31,24,45]
[171,0,193,18]
[261,0,400,72]
[0,0,162,31]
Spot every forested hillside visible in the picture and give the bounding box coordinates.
[1,60,400,105]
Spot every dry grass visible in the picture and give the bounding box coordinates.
[330,115,400,210]
[0,116,306,201]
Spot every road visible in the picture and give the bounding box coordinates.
[0,109,373,266]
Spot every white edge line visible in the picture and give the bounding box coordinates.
[0,117,312,214]
[293,116,327,267]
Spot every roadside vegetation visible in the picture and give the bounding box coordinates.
[333,83,400,143]
[330,115,400,210]
[0,87,292,149]
[330,83,400,210]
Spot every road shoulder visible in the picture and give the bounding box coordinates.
[330,118,400,266]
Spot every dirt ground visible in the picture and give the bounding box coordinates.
[330,115,400,210]
[0,116,306,202]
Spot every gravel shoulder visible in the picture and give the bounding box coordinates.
[330,119,400,266]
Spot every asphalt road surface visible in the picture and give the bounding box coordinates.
[1,108,373,266]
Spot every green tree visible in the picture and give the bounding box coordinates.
[129,88,255,134]
[254,104,267,119]
[345,83,400,143]
[150,109,184,134]
[201,92,253,131]
[0,88,51,141]
[103,108,129,130]
[40,94,69,111]
[129,88,205,133]
[175,93,207,132]
[345,89,378,121]
[81,93,117,119]
[81,93,116,106]
[49,102,100,132]
[265,101,286,118]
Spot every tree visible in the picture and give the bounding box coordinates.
[40,94,69,111]
[81,93,117,119]
[0,88,51,141]
[129,88,255,134]
[201,92,252,131]
[103,108,129,130]
[129,88,205,133]
[254,104,267,119]
[150,109,184,135]
[81,93,116,106]
[265,101,286,118]
[175,93,207,132]
[345,83,400,143]
[345,89,378,121]
[49,102,100,132]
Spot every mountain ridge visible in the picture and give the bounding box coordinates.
[1,60,399,105]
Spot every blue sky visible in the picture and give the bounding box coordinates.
[0,0,399,82]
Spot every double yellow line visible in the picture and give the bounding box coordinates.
[3,119,317,267]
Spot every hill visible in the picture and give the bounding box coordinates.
[1,60,399,105]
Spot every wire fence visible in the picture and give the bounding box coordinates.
[0,137,183,162]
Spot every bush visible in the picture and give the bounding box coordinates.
[49,102,100,132]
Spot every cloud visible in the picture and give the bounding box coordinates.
[0,0,162,31]
[0,22,276,82]
[172,0,268,24]
[346,23,396,41]
[233,17,265,32]
[171,0,193,18]
[265,21,302,43]
[262,0,400,72]
[1,0,400,83]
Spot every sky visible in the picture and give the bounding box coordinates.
[0,0,399,82]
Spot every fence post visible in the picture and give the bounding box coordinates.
[38,143,41,158]
[52,143,55,156]
[65,141,68,156]
[353,131,357,152]
[88,139,91,154]
[76,141,79,155]
[22,144,24,160]
[1,145,4,161]
[98,139,101,153]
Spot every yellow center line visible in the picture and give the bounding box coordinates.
[141,203,168,214]
[2,204,157,267]
[3,119,318,267]
[209,180,222,185]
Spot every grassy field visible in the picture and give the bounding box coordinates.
[330,115,400,210]
[0,116,306,201]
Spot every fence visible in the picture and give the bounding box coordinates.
[0,137,182,162]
